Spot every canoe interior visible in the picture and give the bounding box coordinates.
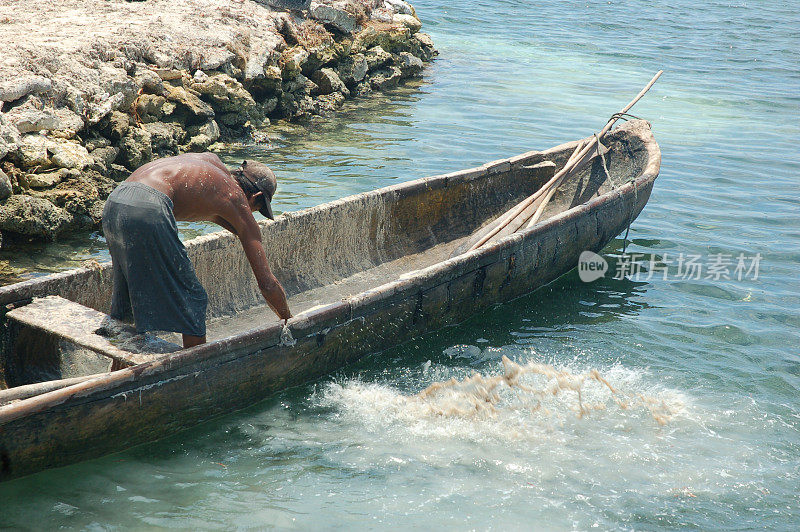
[0,120,654,391]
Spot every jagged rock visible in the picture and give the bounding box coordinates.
[396,51,423,75]
[193,70,209,84]
[0,195,72,240]
[98,64,140,112]
[283,73,318,96]
[164,85,215,119]
[393,13,421,33]
[135,94,175,123]
[0,115,22,161]
[200,49,238,74]
[184,120,220,152]
[85,136,110,152]
[258,97,279,116]
[155,69,185,82]
[312,92,346,114]
[267,0,312,10]
[370,7,394,24]
[278,91,314,118]
[117,126,153,169]
[247,65,284,98]
[103,111,131,141]
[353,79,373,96]
[411,32,437,61]
[280,47,310,78]
[27,170,65,189]
[49,139,92,170]
[108,164,130,182]
[414,32,435,50]
[274,13,301,45]
[144,122,185,154]
[4,96,60,134]
[89,146,120,173]
[51,108,85,139]
[88,171,117,200]
[302,36,342,74]
[0,76,52,103]
[86,92,125,126]
[192,74,258,114]
[13,135,51,169]
[136,69,165,94]
[311,68,349,96]
[369,66,403,90]
[336,53,368,85]
[365,46,393,71]
[187,120,220,141]
[309,2,357,34]
[0,169,12,200]
[31,173,104,224]
[354,23,411,53]
[385,0,414,15]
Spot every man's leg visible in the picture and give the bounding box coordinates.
[182,334,206,348]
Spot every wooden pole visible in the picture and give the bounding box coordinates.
[466,71,663,253]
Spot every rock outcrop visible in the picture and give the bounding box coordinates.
[0,0,437,242]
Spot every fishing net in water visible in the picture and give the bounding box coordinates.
[410,355,679,426]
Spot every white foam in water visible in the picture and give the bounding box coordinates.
[320,354,691,443]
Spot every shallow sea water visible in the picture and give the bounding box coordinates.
[2,0,800,529]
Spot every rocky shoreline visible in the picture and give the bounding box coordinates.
[0,0,435,244]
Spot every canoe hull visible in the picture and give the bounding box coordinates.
[0,120,659,481]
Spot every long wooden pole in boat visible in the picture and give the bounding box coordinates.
[0,372,109,405]
[466,70,663,253]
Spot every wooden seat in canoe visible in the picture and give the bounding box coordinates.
[5,296,181,384]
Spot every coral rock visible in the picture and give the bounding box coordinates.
[365,46,393,71]
[48,139,92,170]
[393,13,421,33]
[0,76,52,103]
[13,134,51,170]
[0,169,12,200]
[0,195,72,240]
[396,51,424,75]
[0,115,22,161]
[336,53,368,85]
[369,66,403,90]
[5,98,60,134]
[311,68,349,96]
[117,127,153,169]
[164,85,215,119]
[309,2,357,34]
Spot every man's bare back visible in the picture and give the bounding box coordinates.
[107,153,291,348]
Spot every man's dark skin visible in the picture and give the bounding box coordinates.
[125,152,292,348]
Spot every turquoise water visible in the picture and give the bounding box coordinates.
[3,0,800,529]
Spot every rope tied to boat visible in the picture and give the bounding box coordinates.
[459,71,662,255]
[595,127,638,256]
[607,112,644,123]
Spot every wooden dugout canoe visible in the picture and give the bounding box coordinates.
[0,119,660,481]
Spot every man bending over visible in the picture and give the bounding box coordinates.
[102,153,292,348]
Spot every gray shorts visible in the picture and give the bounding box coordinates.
[102,182,208,337]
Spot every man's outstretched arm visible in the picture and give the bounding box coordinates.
[242,235,292,321]
[222,203,292,321]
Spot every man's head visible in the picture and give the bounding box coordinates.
[233,160,277,219]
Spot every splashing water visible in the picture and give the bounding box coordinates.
[320,355,686,443]
[416,355,679,425]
